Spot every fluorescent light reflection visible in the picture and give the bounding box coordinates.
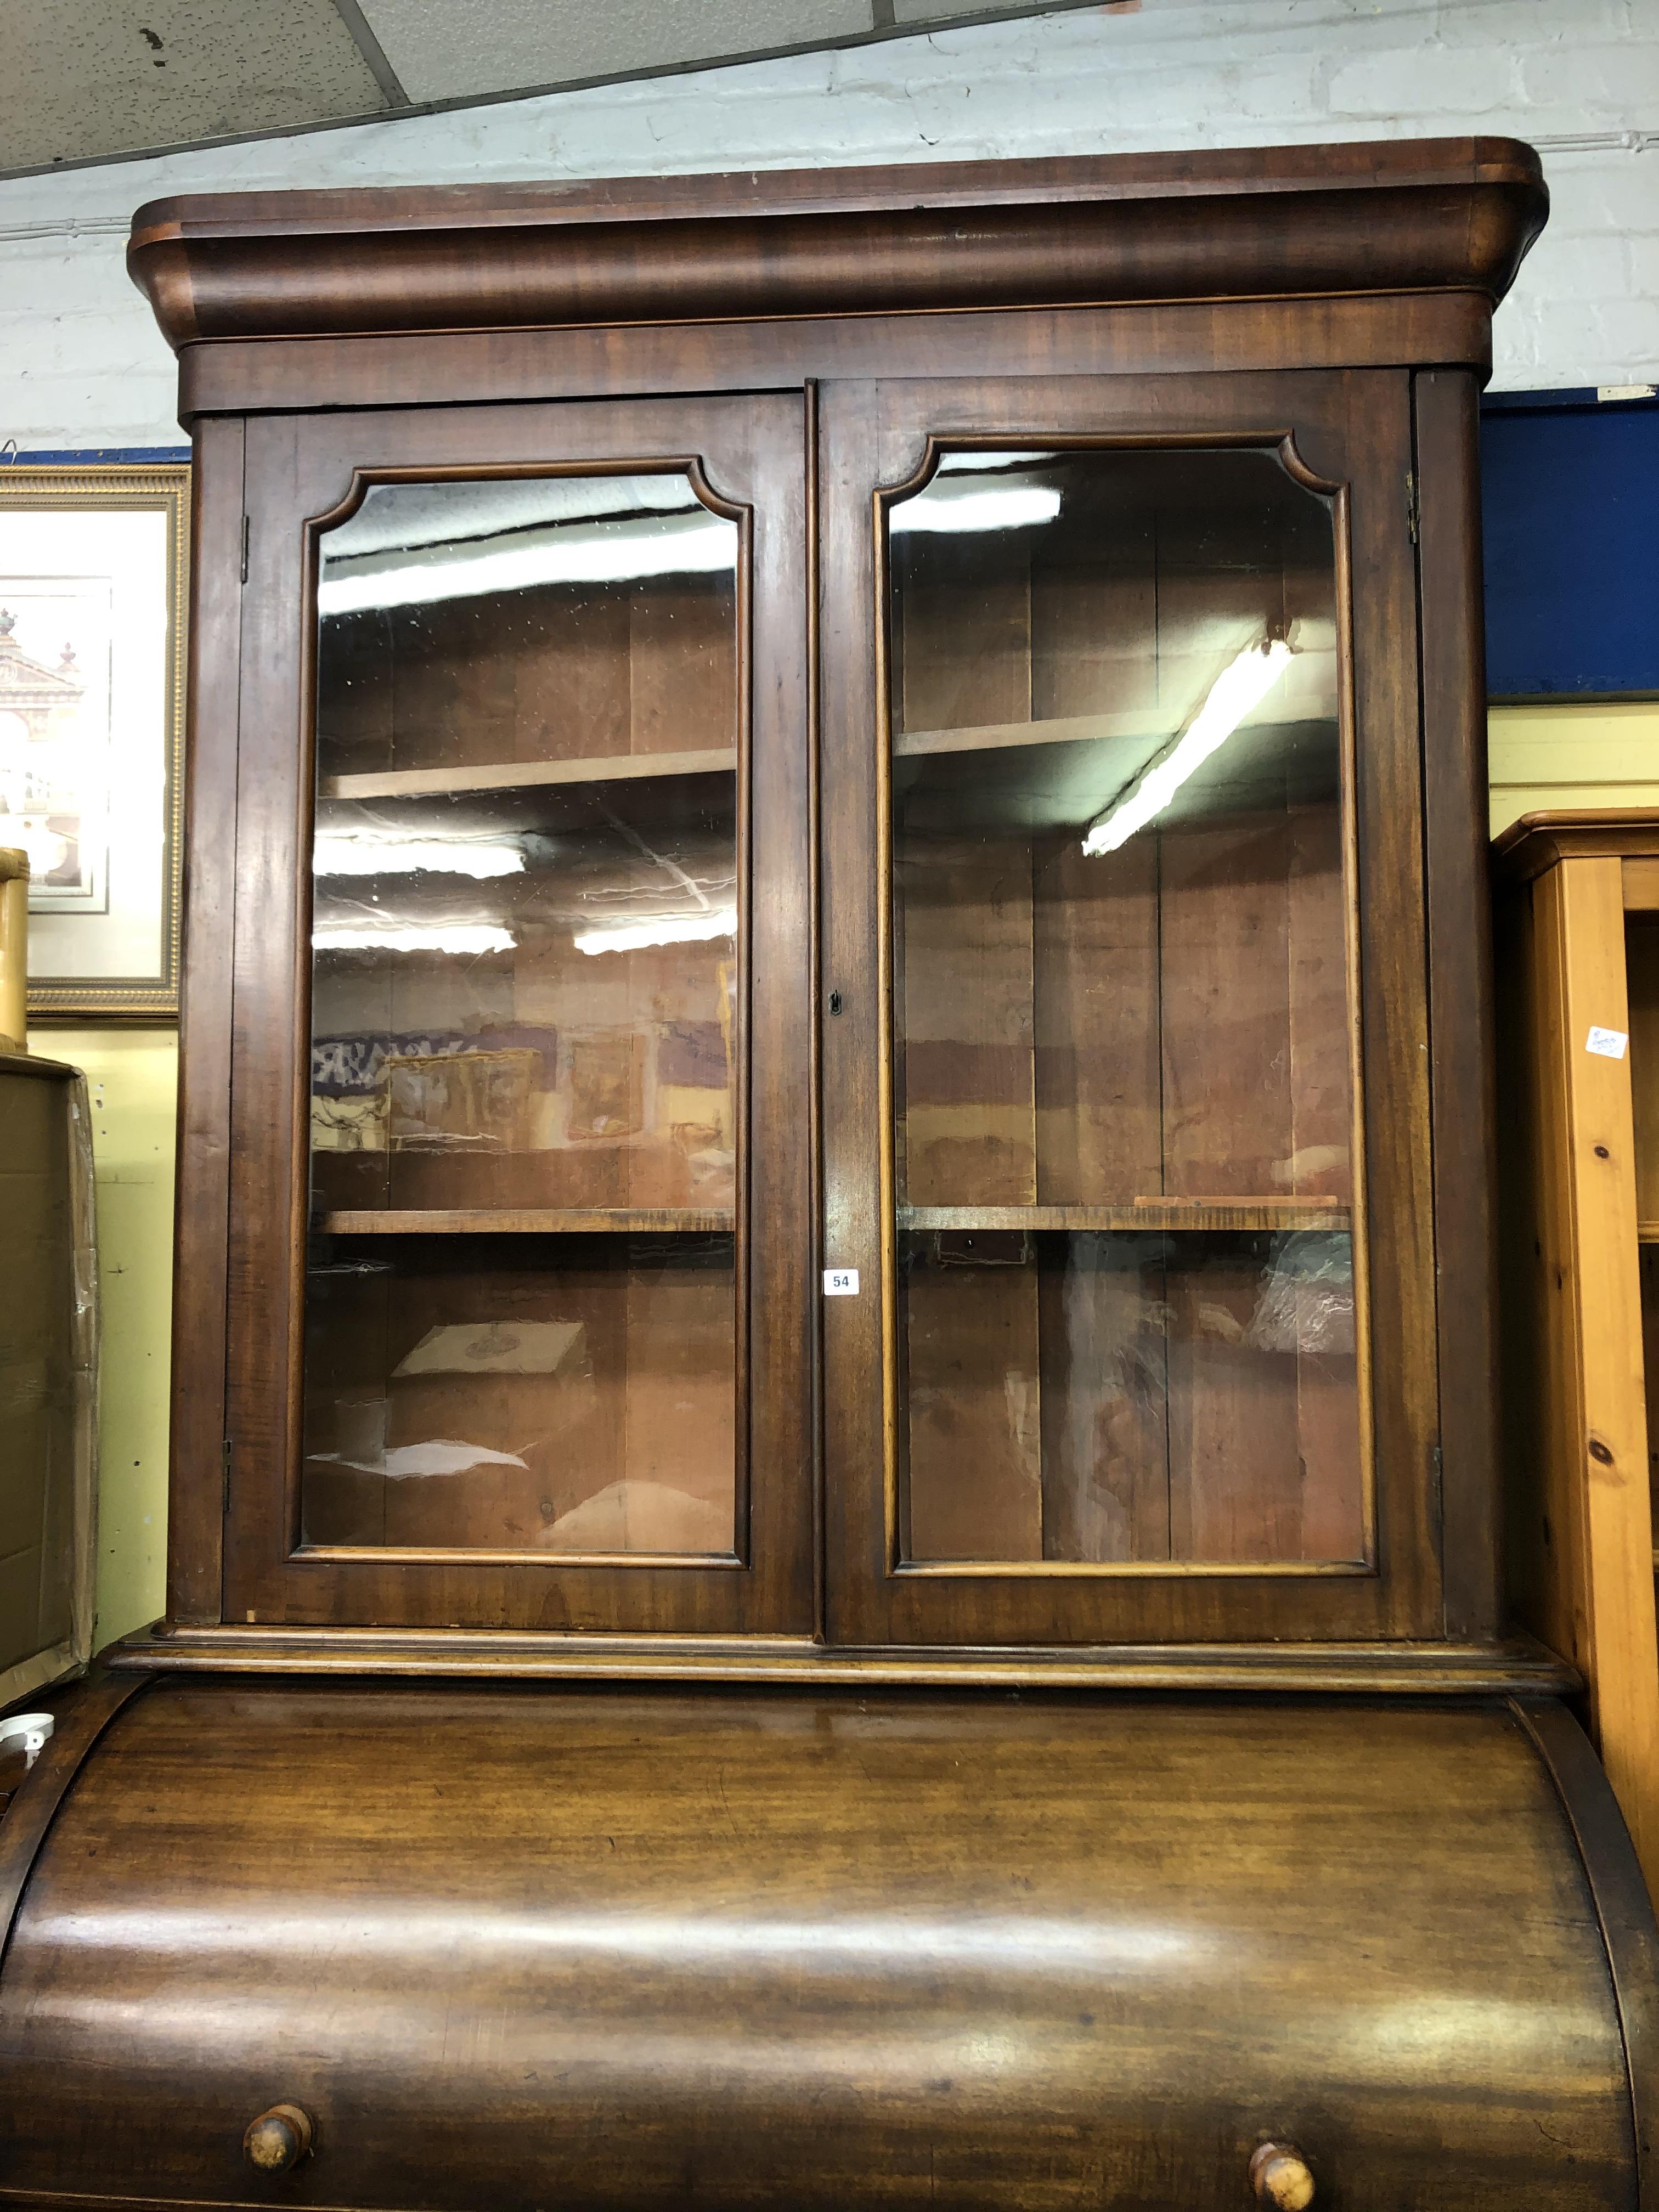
[313,834,524,880]
[934,450,1058,473]
[319,511,735,616]
[1082,637,1295,856]
[574,907,737,956]
[35,1903,1198,1976]
[891,484,1062,536]
[313,923,516,955]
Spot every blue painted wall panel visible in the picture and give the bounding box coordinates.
[1482,395,1658,698]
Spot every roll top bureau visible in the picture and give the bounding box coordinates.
[6,136,1654,2212]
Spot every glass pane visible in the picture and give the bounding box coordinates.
[303,473,740,1556]
[887,447,1361,1566]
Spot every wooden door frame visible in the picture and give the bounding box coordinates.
[820,368,1447,1647]
[206,392,814,1634]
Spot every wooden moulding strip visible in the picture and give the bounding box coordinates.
[1492,810,1659,886]
[127,141,1548,356]
[318,1208,734,1235]
[104,1626,1578,1695]
[321,746,736,802]
[899,1200,1351,1234]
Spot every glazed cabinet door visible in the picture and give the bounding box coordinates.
[820,372,1443,1646]
[221,396,812,1633]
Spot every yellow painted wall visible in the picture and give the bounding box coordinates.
[33,702,1656,1652]
[1489,699,1659,837]
[29,1024,176,1646]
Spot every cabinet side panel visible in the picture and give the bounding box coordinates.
[1414,367,1500,1637]
[1343,371,1441,1634]
[167,416,245,1626]
[1504,871,1593,1663]
[1498,873,1583,1671]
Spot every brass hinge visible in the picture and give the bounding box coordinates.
[222,1436,233,1515]
[1405,470,1420,545]
[239,515,250,584]
[1430,1440,1443,1537]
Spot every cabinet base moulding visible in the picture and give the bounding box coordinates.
[105,1626,1578,1695]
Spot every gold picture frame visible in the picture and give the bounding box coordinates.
[0,462,188,1019]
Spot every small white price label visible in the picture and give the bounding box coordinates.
[822,1268,860,1297]
[1587,1026,1629,1060]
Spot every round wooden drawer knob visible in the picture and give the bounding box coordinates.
[244,2105,314,2175]
[1251,2142,1315,2210]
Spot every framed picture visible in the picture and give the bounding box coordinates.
[0,464,188,1019]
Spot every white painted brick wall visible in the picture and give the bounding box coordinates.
[0,0,1653,448]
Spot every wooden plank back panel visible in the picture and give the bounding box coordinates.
[1165,1244,1301,1562]
[903,1238,1043,1561]
[1158,816,1294,1199]
[301,1237,737,1558]
[1031,832,1160,1208]
[899,543,1031,736]
[898,838,1037,1210]
[1035,1235,1170,1562]
[1626,915,1659,1230]
[319,574,736,781]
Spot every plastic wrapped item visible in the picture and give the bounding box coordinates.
[0,849,26,1052]
[0,1048,99,1707]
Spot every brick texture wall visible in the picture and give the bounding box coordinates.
[0,0,1652,445]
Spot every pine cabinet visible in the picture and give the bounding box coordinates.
[1496,809,1659,1903]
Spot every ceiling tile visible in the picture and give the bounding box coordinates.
[0,0,388,172]
[894,0,1054,15]
[357,0,873,106]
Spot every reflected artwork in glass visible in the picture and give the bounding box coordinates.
[887,448,1364,1567]
[302,474,741,1556]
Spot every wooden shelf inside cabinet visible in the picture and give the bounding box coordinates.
[894,710,1171,760]
[899,1199,1352,1234]
[317,1207,735,1235]
[892,688,1340,766]
[321,746,737,803]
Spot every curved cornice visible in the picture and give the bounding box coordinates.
[127,137,1548,351]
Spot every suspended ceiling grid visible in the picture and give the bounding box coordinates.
[0,0,1105,179]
